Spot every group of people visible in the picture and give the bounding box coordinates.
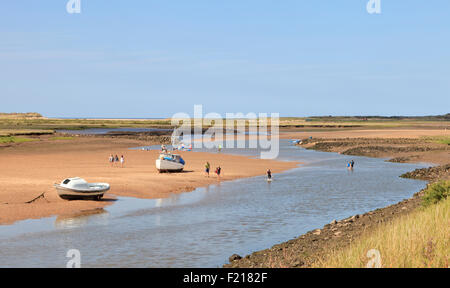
[204,161,272,182]
[109,154,125,168]
[204,162,222,179]
[161,144,192,153]
[347,160,355,170]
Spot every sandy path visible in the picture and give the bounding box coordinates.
[0,137,298,225]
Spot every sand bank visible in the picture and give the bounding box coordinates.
[0,137,298,225]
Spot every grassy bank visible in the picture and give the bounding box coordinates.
[0,136,37,143]
[1,116,448,132]
[0,118,173,131]
[314,182,449,268]
[422,136,450,146]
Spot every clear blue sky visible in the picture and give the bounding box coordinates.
[1,1,449,118]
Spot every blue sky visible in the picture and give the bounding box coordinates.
[1,1,449,118]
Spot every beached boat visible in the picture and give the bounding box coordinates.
[156,153,185,172]
[54,177,110,200]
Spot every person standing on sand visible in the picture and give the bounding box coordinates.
[115,155,119,167]
[120,155,125,168]
[109,154,114,167]
[215,166,221,180]
[205,162,210,177]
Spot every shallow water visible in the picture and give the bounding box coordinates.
[0,141,427,267]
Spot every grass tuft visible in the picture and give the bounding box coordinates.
[422,181,450,207]
[0,136,37,143]
[314,197,450,268]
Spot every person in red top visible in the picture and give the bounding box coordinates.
[215,166,221,180]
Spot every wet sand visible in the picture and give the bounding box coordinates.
[0,137,298,225]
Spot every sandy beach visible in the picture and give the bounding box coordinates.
[0,136,298,225]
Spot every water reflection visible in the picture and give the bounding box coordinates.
[54,209,109,229]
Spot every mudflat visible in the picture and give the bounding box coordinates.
[281,128,450,165]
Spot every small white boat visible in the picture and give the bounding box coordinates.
[54,177,110,200]
[156,153,185,172]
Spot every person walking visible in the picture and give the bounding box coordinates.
[215,166,221,180]
[120,155,125,168]
[205,162,210,177]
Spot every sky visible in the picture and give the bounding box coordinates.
[0,1,449,118]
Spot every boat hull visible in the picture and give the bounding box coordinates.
[54,185,109,200]
[156,159,184,173]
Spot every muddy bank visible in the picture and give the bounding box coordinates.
[225,188,427,268]
[225,136,449,268]
[400,164,450,182]
[225,173,448,268]
[298,137,449,165]
[57,127,246,145]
